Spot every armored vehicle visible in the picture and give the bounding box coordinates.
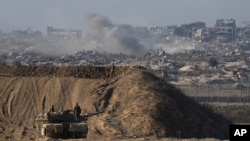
[35,110,103,139]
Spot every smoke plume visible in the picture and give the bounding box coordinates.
[85,13,150,56]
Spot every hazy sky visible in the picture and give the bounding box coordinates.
[0,0,249,33]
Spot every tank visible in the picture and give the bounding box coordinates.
[35,110,103,139]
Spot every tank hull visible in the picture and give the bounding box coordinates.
[41,123,88,139]
[35,112,88,139]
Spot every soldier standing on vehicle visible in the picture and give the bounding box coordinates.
[74,103,81,122]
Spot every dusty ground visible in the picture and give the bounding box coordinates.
[0,66,230,140]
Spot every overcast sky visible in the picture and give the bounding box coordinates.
[0,0,249,33]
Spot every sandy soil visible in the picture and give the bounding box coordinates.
[0,66,230,140]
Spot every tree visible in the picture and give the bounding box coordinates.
[208,58,218,67]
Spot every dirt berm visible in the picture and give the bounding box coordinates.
[0,66,230,140]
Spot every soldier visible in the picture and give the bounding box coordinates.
[74,103,81,122]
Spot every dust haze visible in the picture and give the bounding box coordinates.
[24,39,85,57]
[0,13,194,57]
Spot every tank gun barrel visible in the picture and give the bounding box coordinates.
[83,111,104,118]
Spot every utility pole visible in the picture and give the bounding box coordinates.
[207,85,209,102]
[217,85,220,102]
[196,84,198,101]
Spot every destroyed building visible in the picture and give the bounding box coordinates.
[192,19,237,43]
[12,28,42,38]
[174,22,206,37]
[214,19,236,42]
[192,28,213,42]
[47,25,82,38]
[238,21,250,43]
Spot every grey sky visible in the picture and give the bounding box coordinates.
[0,0,249,33]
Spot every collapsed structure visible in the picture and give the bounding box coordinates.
[47,25,82,38]
[239,21,250,43]
[214,19,236,42]
[173,18,250,44]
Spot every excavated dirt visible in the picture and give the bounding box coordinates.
[0,66,230,140]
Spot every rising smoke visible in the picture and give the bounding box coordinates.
[0,13,195,57]
[85,13,151,56]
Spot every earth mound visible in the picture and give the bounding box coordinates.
[0,66,230,140]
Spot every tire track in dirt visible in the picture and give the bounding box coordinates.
[58,78,71,111]
[0,77,19,124]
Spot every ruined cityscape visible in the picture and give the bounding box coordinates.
[1,18,250,88]
[1,16,250,140]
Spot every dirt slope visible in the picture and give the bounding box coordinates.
[0,66,230,140]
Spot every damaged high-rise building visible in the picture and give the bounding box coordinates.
[214,19,236,42]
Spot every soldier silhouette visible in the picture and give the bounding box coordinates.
[74,103,81,122]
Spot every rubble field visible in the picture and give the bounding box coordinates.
[0,66,230,140]
[0,65,135,78]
